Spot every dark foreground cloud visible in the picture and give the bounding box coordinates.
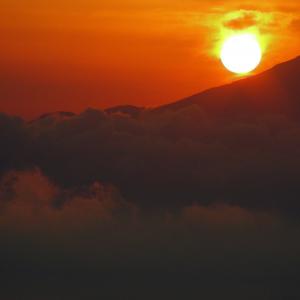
[1,104,300,298]
[0,169,300,300]
[2,105,300,215]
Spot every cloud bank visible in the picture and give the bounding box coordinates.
[1,104,300,216]
[1,103,300,298]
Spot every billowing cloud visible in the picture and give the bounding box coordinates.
[1,99,300,216]
[0,168,298,300]
[0,169,137,232]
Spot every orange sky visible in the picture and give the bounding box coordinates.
[1,0,300,118]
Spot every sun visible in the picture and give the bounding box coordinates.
[220,33,262,74]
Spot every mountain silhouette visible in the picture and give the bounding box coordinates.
[29,56,300,123]
[155,56,300,119]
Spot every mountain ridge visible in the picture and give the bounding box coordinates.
[154,55,300,118]
[28,55,300,122]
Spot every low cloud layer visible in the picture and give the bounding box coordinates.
[1,102,300,216]
[1,103,300,299]
[0,168,299,300]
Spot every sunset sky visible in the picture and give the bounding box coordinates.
[2,2,300,298]
[1,0,300,118]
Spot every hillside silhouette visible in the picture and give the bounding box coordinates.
[156,56,300,118]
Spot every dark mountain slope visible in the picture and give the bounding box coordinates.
[156,56,300,118]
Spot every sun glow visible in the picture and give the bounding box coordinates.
[220,33,262,74]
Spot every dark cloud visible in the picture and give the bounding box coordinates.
[2,96,300,216]
[0,113,30,175]
[290,18,300,31]
[0,169,299,300]
[223,12,258,30]
[221,10,289,34]
[0,169,136,228]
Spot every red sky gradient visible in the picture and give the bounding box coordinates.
[1,0,300,119]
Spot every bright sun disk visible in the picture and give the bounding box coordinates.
[220,33,262,74]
